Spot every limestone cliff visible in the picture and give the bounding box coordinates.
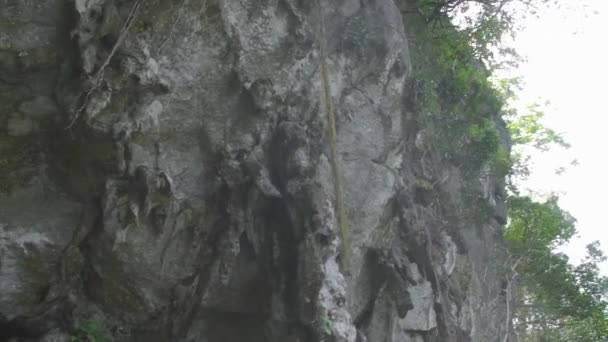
[0,0,510,341]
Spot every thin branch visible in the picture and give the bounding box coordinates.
[156,0,189,56]
[66,0,142,129]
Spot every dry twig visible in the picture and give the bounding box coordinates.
[67,0,142,129]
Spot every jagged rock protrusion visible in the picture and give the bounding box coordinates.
[1,0,510,341]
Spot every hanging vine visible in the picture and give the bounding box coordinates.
[315,0,350,270]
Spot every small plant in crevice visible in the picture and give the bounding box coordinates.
[321,312,334,336]
[70,319,113,342]
[415,177,434,191]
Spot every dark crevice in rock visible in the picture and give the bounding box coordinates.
[46,125,119,200]
[0,316,45,342]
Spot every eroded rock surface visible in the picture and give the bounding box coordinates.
[1,0,510,341]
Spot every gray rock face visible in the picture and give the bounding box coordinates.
[0,0,510,341]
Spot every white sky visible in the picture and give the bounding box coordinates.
[506,0,608,270]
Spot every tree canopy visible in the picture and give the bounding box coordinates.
[506,197,608,341]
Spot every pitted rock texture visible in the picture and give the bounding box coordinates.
[1,0,510,341]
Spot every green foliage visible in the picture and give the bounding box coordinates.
[399,0,540,184]
[406,0,570,182]
[404,1,608,340]
[407,13,508,175]
[505,196,576,252]
[504,101,571,185]
[406,3,607,339]
[410,0,553,66]
[489,145,512,177]
[505,197,608,341]
[321,312,333,336]
[410,0,514,65]
[507,103,570,150]
[400,3,607,338]
[71,320,113,342]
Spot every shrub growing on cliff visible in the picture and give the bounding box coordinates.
[404,3,510,176]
